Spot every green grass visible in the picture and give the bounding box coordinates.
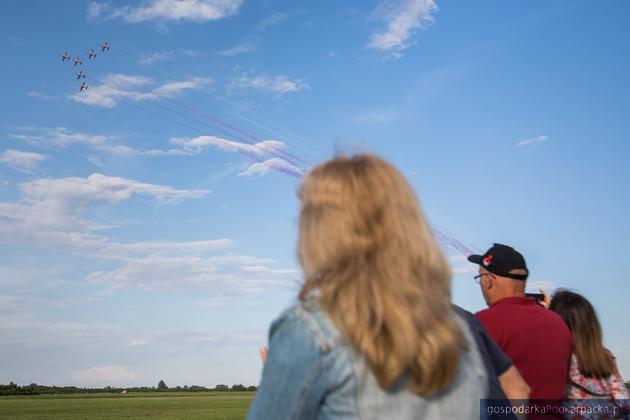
[0,392,255,419]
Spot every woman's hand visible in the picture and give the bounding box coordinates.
[539,289,551,309]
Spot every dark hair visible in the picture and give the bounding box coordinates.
[549,290,614,378]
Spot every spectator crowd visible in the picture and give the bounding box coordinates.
[247,155,629,419]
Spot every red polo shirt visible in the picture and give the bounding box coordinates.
[476,296,573,400]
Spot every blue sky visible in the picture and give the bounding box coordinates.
[1,0,629,387]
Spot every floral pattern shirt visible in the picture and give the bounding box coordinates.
[564,352,630,419]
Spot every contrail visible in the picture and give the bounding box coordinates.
[91,89,305,178]
[432,228,474,256]
[83,75,308,174]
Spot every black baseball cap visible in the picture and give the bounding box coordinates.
[467,243,529,280]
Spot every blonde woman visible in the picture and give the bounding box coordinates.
[247,155,487,419]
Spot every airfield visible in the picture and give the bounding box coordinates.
[0,391,254,419]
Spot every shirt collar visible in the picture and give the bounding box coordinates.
[490,296,537,307]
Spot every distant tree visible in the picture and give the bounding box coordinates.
[214,384,229,391]
[246,385,257,392]
[157,380,167,390]
[231,384,246,391]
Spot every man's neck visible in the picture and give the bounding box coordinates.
[490,290,526,305]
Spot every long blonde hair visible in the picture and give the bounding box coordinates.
[298,154,467,396]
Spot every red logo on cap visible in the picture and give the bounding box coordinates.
[483,255,493,267]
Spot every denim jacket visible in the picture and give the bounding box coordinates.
[248,299,487,420]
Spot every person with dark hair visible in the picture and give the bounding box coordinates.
[469,243,573,400]
[546,290,629,416]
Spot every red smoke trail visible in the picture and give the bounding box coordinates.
[84,76,308,172]
[94,90,304,178]
[432,228,474,256]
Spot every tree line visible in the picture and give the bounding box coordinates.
[5,380,628,397]
[0,381,256,396]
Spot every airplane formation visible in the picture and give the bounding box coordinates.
[60,42,109,91]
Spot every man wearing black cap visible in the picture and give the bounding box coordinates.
[469,243,573,401]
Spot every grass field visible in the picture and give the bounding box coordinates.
[0,391,255,419]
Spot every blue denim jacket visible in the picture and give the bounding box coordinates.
[248,299,487,420]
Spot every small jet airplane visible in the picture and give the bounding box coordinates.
[72,56,82,66]
[75,69,86,80]
[60,51,69,62]
[100,41,110,51]
[87,49,97,59]
[79,82,88,91]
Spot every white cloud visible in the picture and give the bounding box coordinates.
[218,42,256,56]
[21,173,208,204]
[239,157,303,178]
[101,239,233,256]
[151,77,210,96]
[516,135,549,148]
[0,174,213,258]
[0,172,275,287]
[87,254,298,291]
[526,281,559,293]
[171,135,285,157]
[0,149,47,173]
[158,136,304,177]
[11,128,301,176]
[109,329,269,355]
[368,0,438,57]
[0,219,232,260]
[138,49,201,65]
[448,255,478,276]
[256,13,287,31]
[0,174,295,310]
[142,148,191,157]
[71,365,135,382]
[68,74,150,108]
[68,73,211,108]
[102,0,243,23]
[87,2,111,21]
[149,330,266,348]
[11,126,142,157]
[229,74,309,94]
[138,51,175,65]
[12,126,114,147]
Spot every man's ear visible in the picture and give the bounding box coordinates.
[483,276,493,290]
